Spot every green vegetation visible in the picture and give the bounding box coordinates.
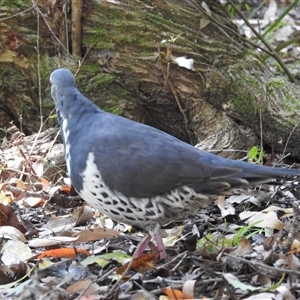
[248,146,264,164]
[225,1,250,18]
[84,73,115,92]
[2,0,30,8]
[102,105,123,116]
[83,7,155,51]
[232,221,262,245]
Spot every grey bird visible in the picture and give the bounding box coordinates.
[50,68,300,259]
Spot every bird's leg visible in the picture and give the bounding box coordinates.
[134,223,167,259]
[134,234,152,258]
[153,225,167,259]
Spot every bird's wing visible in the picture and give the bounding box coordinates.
[72,112,241,198]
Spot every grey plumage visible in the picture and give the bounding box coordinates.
[50,68,300,258]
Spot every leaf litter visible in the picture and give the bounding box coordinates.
[1,126,300,299]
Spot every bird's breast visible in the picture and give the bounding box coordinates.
[77,152,212,228]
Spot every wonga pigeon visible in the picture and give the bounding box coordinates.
[50,68,300,259]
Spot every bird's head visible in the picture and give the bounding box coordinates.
[50,68,103,125]
[50,68,75,88]
[50,68,76,111]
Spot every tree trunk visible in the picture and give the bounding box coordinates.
[1,0,300,159]
[71,0,82,57]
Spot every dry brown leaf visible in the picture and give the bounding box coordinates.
[61,185,71,193]
[239,211,283,231]
[73,227,119,243]
[41,214,78,234]
[67,279,99,295]
[116,252,158,274]
[276,286,296,300]
[73,205,94,226]
[39,177,50,192]
[228,237,251,256]
[23,196,45,207]
[28,236,79,247]
[15,179,25,189]
[162,288,188,300]
[0,261,29,285]
[0,226,26,242]
[0,203,24,231]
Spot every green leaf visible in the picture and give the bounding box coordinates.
[233,220,263,245]
[248,146,264,164]
[248,146,258,162]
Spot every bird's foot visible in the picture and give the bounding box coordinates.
[134,233,167,259]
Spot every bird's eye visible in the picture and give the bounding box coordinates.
[49,80,52,86]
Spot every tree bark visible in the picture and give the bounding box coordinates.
[1,0,300,159]
[71,0,82,57]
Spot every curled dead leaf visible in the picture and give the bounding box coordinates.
[116,252,158,274]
